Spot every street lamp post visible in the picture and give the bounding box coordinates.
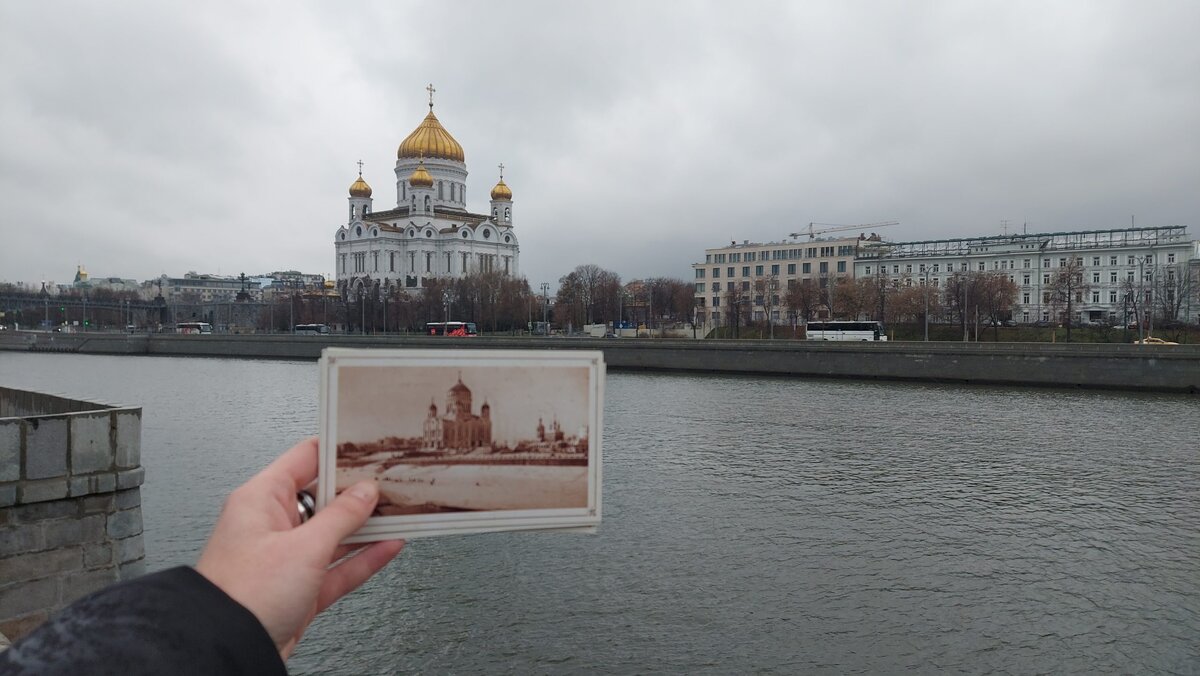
[923,268,931,342]
[540,282,549,334]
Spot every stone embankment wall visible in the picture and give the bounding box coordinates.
[0,387,144,640]
[2,331,1199,393]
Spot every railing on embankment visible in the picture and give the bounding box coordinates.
[2,331,1198,393]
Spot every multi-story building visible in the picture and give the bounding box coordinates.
[853,225,1197,325]
[149,272,262,303]
[692,234,882,328]
[334,87,520,296]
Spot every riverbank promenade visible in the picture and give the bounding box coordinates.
[2,331,1197,393]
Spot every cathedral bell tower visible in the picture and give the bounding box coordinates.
[408,157,435,217]
[347,161,373,224]
[489,163,513,226]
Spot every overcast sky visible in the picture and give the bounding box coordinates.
[2,1,1197,291]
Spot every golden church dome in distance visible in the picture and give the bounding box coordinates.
[348,174,372,198]
[490,179,512,201]
[408,159,434,188]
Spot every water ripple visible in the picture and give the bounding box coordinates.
[1,355,1196,673]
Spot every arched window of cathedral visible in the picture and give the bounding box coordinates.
[504,235,511,243]
[424,196,431,212]
[339,232,345,241]
[492,208,498,219]
[402,183,406,200]
[356,226,362,236]
[426,230,433,238]
[482,229,491,239]
[438,181,444,200]
[349,205,355,219]
[364,205,370,215]
[372,228,378,237]
[462,230,469,238]
[450,183,455,201]
[504,208,510,220]
[411,196,416,210]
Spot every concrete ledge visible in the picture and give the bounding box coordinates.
[9,332,1198,393]
[1,388,144,641]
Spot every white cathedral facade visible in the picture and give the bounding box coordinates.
[335,88,520,295]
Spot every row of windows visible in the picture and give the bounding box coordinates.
[701,261,847,280]
[401,180,466,203]
[340,251,512,275]
[344,224,513,244]
[706,245,857,264]
[863,252,1178,277]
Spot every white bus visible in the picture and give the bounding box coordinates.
[294,324,330,335]
[805,321,887,341]
[176,322,213,335]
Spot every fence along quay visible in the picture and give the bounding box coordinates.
[2,331,1197,393]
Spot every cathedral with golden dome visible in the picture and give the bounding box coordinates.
[335,85,519,293]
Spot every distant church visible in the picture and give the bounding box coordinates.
[423,376,492,451]
[335,84,520,298]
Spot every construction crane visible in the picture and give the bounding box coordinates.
[790,221,898,240]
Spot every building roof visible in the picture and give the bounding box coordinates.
[397,108,465,163]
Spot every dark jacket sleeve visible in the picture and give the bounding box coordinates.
[0,566,286,676]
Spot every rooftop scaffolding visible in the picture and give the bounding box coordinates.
[858,225,1190,259]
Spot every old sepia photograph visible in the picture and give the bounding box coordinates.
[318,348,603,541]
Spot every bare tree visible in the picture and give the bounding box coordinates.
[942,273,983,341]
[785,278,821,325]
[976,273,1019,340]
[1047,258,1091,341]
[1154,262,1192,326]
[556,264,621,329]
[724,283,749,337]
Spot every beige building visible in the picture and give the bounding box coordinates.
[692,235,882,329]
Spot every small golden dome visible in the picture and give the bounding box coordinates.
[349,174,372,198]
[408,160,434,188]
[397,109,465,163]
[490,179,512,201]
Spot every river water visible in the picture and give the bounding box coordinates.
[1,352,1196,674]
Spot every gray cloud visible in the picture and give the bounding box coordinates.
[2,1,1197,290]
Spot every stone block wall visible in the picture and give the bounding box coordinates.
[0,388,144,640]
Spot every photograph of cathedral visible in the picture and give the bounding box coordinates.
[318,349,604,541]
[334,85,520,299]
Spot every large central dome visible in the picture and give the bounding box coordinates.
[397,109,465,163]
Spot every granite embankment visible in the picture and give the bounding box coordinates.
[0,387,144,640]
[1,331,1197,393]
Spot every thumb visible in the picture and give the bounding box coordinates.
[306,481,379,548]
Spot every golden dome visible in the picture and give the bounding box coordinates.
[408,159,434,188]
[490,179,512,201]
[348,174,372,198]
[397,109,465,163]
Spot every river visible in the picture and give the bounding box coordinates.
[1,352,1196,673]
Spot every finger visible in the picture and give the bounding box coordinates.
[303,481,380,553]
[260,437,320,489]
[331,542,367,563]
[315,540,405,614]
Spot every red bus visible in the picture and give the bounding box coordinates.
[426,321,478,337]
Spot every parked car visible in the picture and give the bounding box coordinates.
[1133,337,1178,345]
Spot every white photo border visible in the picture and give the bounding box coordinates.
[318,348,604,542]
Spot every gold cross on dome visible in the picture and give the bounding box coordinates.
[426,83,436,109]
[356,159,363,175]
[498,163,504,180]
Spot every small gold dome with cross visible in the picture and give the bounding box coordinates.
[490,163,512,200]
[348,174,372,198]
[408,159,434,188]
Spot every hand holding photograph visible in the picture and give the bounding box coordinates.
[318,348,604,542]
